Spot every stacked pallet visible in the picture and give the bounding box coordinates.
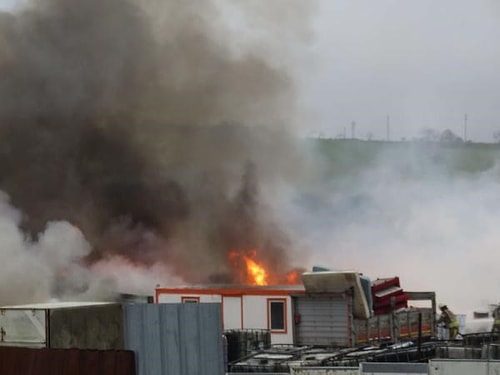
[372,277,408,315]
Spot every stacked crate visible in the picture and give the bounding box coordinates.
[372,277,408,315]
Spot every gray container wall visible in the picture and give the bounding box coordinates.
[123,303,224,375]
[293,294,351,347]
[49,304,124,350]
[0,303,124,350]
[429,359,500,375]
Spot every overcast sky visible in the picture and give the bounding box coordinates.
[298,0,500,142]
[1,0,498,142]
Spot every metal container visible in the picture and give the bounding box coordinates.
[225,329,271,362]
[0,302,123,349]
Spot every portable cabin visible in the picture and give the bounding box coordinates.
[155,271,372,346]
[155,285,305,345]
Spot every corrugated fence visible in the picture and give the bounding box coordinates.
[123,303,224,375]
[0,346,135,375]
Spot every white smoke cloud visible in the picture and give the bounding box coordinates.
[0,189,186,305]
[284,141,500,317]
[0,192,107,304]
[90,255,184,296]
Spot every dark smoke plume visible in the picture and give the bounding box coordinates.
[0,0,313,301]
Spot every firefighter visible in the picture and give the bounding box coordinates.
[437,303,459,340]
[492,304,500,333]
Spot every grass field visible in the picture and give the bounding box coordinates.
[310,139,500,178]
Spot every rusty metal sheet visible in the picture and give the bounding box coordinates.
[0,346,136,375]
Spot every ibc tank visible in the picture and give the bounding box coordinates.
[224,329,271,362]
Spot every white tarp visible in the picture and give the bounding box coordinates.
[301,270,371,319]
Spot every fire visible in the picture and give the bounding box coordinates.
[242,256,268,286]
[228,249,268,286]
[286,269,300,284]
[228,249,303,286]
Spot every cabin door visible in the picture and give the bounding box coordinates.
[222,296,243,330]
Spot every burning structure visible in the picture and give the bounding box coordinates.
[155,269,437,347]
[3,0,498,325]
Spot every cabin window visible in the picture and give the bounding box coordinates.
[268,298,287,333]
[181,296,200,303]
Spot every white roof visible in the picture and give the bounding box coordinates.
[301,270,371,319]
[0,301,115,309]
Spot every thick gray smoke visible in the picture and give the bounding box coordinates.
[5,0,492,320]
[0,0,314,304]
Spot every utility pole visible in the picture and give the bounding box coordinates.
[464,114,468,142]
[386,115,390,141]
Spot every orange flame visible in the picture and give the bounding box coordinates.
[228,249,303,286]
[242,255,268,286]
[229,249,268,286]
[286,269,300,284]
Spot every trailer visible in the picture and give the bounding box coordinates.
[298,273,436,346]
[293,292,435,348]
[354,307,435,345]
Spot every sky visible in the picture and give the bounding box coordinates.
[298,0,500,142]
[1,0,499,141]
[0,0,21,9]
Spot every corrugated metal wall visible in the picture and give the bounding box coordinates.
[123,303,224,375]
[0,346,135,375]
[293,294,351,347]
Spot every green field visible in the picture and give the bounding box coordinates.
[311,139,500,179]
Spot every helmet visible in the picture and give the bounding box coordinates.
[438,303,447,310]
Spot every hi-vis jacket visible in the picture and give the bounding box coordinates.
[493,307,500,327]
[438,309,459,328]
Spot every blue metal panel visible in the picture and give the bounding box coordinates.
[123,303,224,375]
